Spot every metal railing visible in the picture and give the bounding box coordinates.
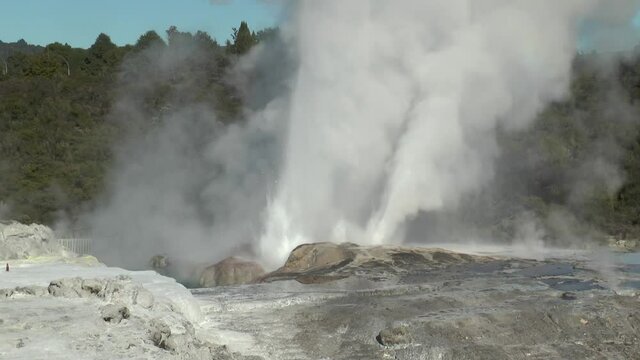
[58,238,93,255]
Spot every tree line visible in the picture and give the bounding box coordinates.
[0,23,639,242]
[0,22,262,224]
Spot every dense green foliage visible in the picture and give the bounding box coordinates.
[0,26,639,241]
[0,24,262,224]
[227,21,257,55]
[0,39,43,61]
[477,54,640,241]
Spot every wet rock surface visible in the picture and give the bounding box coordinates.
[196,244,640,360]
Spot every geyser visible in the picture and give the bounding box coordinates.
[258,0,640,266]
[90,0,640,271]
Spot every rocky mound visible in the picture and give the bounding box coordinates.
[0,221,71,260]
[0,275,251,359]
[191,243,491,287]
[261,242,490,284]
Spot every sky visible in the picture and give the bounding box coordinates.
[1,1,640,51]
[577,11,640,53]
[0,0,282,48]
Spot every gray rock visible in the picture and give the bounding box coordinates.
[101,303,130,323]
[99,278,129,302]
[0,286,48,299]
[16,286,48,296]
[134,288,154,309]
[149,318,172,350]
[164,334,189,352]
[148,314,206,354]
[47,276,153,312]
[48,278,89,298]
[98,276,148,306]
[81,278,104,295]
[376,325,412,346]
[0,221,68,260]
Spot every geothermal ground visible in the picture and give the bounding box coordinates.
[1,231,639,359]
[194,244,640,360]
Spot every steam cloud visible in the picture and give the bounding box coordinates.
[259,0,640,266]
[90,0,640,270]
[88,38,285,270]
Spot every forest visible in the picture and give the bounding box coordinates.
[0,22,639,243]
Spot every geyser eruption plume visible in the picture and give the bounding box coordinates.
[258,0,638,266]
[89,0,640,272]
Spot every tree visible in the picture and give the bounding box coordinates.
[230,21,256,55]
[194,30,219,50]
[166,26,193,47]
[89,33,117,59]
[135,30,166,50]
[255,27,278,43]
[83,33,122,76]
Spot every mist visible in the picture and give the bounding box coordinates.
[87,35,285,270]
[88,1,640,271]
[259,0,640,266]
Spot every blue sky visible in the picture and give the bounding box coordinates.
[2,1,640,51]
[577,11,640,53]
[0,0,281,48]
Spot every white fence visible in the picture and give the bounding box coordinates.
[58,238,93,255]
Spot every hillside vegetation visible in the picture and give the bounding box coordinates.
[0,24,639,242]
[0,23,260,225]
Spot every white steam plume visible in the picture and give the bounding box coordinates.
[258,0,639,266]
[89,0,640,271]
[88,38,286,271]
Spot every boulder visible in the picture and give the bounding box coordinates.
[0,286,48,298]
[279,242,356,273]
[48,278,90,298]
[0,221,68,260]
[148,314,196,352]
[46,275,155,310]
[134,288,155,309]
[261,242,489,283]
[199,257,265,287]
[101,303,130,323]
[376,325,412,347]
